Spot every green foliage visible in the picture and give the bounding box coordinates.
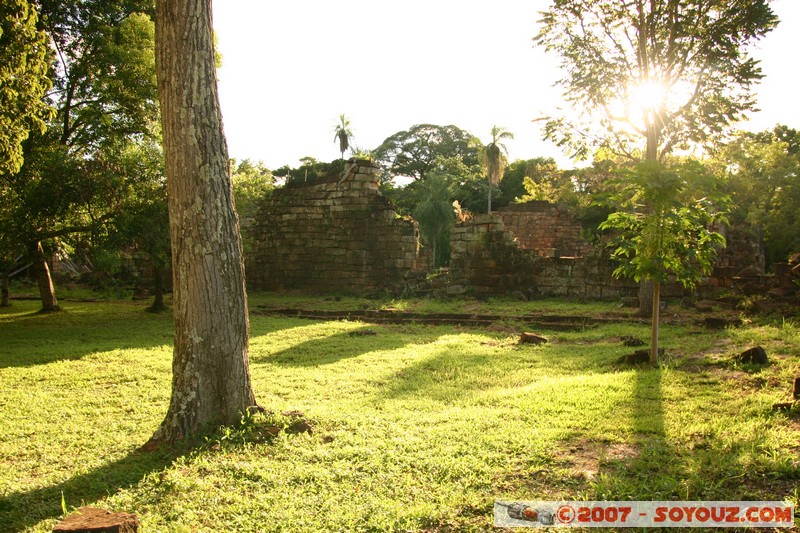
[373,124,482,182]
[517,158,569,203]
[599,160,727,288]
[482,126,513,185]
[231,158,273,222]
[535,0,778,162]
[231,159,273,253]
[0,0,159,277]
[482,126,513,212]
[413,173,456,268]
[709,126,800,265]
[332,114,352,160]
[274,157,345,188]
[0,0,53,175]
[499,158,555,206]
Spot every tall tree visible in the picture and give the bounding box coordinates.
[709,126,800,267]
[0,0,52,175]
[482,126,513,213]
[373,124,482,182]
[413,173,455,269]
[0,0,159,311]
[536,0,777,317]
[150,0,257,444]
[536,0,777,162]
[333,114,352,160]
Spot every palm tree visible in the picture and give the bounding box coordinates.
[333,114,353,160]
[413,173,455,269]
[483,126,514,213]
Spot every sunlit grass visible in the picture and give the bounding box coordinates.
[0,298,797,531]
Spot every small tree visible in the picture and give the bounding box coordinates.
[413,173,455,269]
[333,114,352,160]
[482,126,513,213]
[600,160,726,365]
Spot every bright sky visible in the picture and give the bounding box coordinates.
[213,0,800,170]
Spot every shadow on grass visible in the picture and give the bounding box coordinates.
[375,342,505,403]
[0,446,179,532]
[0,302,175,369]
[590,366,800,502]
[257,325,410,367]
[0,303,300,370]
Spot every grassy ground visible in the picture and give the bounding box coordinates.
[0,295,798,531]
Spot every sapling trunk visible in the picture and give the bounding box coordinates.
[650,280,660,365]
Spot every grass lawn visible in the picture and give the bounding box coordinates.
[0,294,798,531]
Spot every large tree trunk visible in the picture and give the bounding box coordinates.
[1,271,9,307]
[29,241,59,312]
[149,0,257,444]
[147,260,167,313]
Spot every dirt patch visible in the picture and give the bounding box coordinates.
[553,439,639,481]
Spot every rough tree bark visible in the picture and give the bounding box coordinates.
[1,272,9,307]
[149,0,257,444]
[29,241,59,312]
[146,261,167,313]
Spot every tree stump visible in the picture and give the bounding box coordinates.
[53,507,138,533]
[735,346,769,365]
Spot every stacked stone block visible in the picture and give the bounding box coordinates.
[450,214,636,298]
[497,201,593,258]
[246,160,420,294]
[450,208,768,299]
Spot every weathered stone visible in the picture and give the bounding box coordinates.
[519,332,548,345]
[704,316,742,329]
[246,160,420,295]
[735,346,769,365]
[53,507,138,533]
[621,336,646,347]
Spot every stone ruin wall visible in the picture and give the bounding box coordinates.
[246,160,420,295]
[245,161,767,299]
[450,208,767,299]
[497,201,594,258]
[450,214,636,298]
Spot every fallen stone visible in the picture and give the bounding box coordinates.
[286,419,313,435]
[735,346,769,365]
[53,507,138,533]
[519,332,548,345]
[621,336,645,347]
[617,348,664,365]
[695,299,720,312]
[348,329,378,336]
[771,402,796,412]
[793,376,800,400]
[735,265,762,278]
[445,284,468,296]
[703,316,742,329]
